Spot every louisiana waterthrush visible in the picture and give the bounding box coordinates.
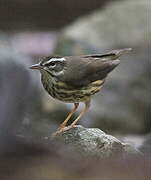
[30,48,131,134]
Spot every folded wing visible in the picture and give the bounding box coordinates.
[61,48,131,87]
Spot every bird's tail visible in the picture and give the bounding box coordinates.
[83,48,132,60]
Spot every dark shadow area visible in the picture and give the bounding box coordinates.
[0,0,117,30]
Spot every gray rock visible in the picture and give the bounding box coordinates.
[0,36,40,151]
[139,134,151,154]
[55,0,151,134]
[0,33,69,141]
[56,0,151,54]
[54,126,140,158]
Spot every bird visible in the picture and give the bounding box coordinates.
[30,48,131,135]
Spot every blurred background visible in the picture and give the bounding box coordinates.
[0,0,151,179]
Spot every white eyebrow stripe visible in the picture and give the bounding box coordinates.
[43,57,66,65]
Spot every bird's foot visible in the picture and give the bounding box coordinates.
[51,126,68,137]
[51,125,81,138]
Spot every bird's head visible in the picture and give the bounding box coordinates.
[30,56,67,77]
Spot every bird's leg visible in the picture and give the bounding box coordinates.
[70,100,90,127]
[51,103,79,137]
[58,103,79,129]
[51,101,90,137]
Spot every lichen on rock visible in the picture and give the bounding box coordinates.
[53,126,140,158]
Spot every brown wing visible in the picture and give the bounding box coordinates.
[60,48,131,87]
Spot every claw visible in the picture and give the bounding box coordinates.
[51,125,80,138]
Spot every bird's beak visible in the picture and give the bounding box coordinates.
[29,63,42,70]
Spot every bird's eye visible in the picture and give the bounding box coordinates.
[48,61,56,67]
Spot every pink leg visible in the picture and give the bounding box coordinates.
[59,103,79,129]
[70,100,90,127]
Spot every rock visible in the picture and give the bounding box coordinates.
[0,33,69,142]
[0,34,44,149]
[53,126,140,158]
[121,133,151,155]
[55,0,151,134]
[0,133,149,180]
[138,134,151,154]
[56,0,151,54]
